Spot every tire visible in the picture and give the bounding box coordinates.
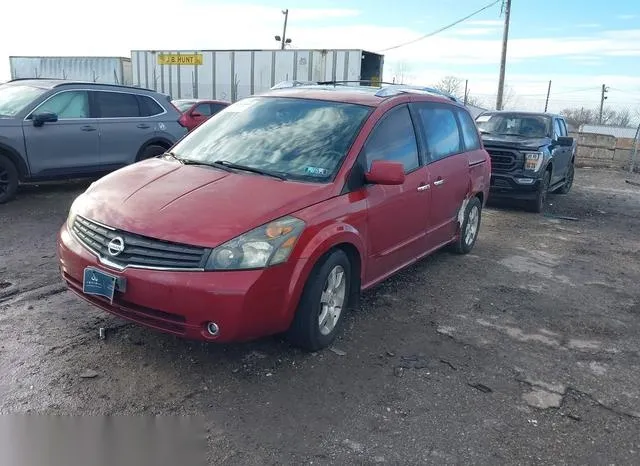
[451,197,482,254]
[527,170,551,213]
[286,249,352,351]
[0,155,19,204]
[555,162,574,194]
[137,144,167,162]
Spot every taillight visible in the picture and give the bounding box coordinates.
[178,114,189,128]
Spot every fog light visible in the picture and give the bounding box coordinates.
[515,178,535,185]
[206,322,220,336]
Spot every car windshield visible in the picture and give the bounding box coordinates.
[171,96,371,182]
[0,84,48,117]
[172,100,198,112]
[476,114,550,138]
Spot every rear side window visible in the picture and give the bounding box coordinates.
[553,119,563,139]
[211,103,228,115]
[456,109,481,151]
[363,105,419,173]
[415,104,462,161]
[138,95,164,116]
[558,119,568,136]
[94,91,140,118]
[194,103,212,116]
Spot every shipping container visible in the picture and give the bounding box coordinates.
[131,49,384,101]
[9,56,133,85]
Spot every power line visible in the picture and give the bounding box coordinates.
[377,0,501,52]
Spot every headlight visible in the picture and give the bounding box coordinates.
[205,216,305,270]
[524,152,544,172]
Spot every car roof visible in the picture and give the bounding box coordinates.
[5,78,158,94]
[172,98,230,105]
[260,82,463,108]
[481,110,562,119]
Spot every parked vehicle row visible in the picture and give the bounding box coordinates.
[57,83,490,351]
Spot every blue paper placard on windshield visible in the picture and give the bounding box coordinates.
[83,267,117,303]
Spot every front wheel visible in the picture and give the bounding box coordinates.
[451,197,482,254]
[0,155,19,204]
[286,249,351,351]
[527,170,551,213]
[137,144,167,162]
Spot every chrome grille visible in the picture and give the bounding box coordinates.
[72,216,208,270]
[486,148,519,173]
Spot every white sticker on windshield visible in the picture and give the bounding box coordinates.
[476,115,491,123]
[305,166,330,177]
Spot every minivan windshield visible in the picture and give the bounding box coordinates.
[171,97,371,182]
[0,84,48,117]
[476,113,551,138]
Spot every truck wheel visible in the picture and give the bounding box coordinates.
[555,162,574,194]
[286,249,351,351]
[527,170,551,213]
[137,144,167,162]
[451,197,482,254]
[0,155,19,204]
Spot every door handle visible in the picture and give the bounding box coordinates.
[137,123,151,129]
[80,125,96,132]
[434,179,445,186]
[417,184,430,191]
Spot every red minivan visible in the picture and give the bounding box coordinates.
[172,99,230,131]
[58,84,490,351]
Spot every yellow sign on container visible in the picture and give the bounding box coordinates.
[157,54,203,66]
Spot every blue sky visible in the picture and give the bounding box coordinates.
[1,0,638,116]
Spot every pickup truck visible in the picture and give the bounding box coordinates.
[475,111,576,213]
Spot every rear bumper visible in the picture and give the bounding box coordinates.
[57,225,305,343]
[489,173,542,200]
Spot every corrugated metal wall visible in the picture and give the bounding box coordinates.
[131,50,364,101]
[9,57,132,85]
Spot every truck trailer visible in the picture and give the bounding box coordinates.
[131,49,384,102]
[9,56,132,85]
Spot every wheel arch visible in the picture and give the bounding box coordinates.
[0,142,29,180]
[135,137,174,162]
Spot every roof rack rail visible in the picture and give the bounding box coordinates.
[374,85,461,102]
[6,77,156,93]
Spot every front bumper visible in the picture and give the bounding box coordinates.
[489,173,542,200]
[57,225,304,343]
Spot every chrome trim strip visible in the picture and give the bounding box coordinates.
[25,88,168,121]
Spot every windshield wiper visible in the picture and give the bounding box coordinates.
[162,151,184,163]
[214,160,287,180]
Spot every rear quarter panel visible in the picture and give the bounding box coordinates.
[0,120,30,176]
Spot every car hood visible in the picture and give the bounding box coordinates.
[77,159,334,247]
[481,134,550,150]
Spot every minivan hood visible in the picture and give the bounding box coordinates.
[77,159,334,247]
[481,133,550,150]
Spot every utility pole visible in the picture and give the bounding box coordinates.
[281,9,289,50]
[598,84,608,124]
[496,0,511,110]
[464,79,469,105]
[544,80,552,112]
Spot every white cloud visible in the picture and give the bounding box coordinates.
[618,14,637,20]
[576,23,601,29]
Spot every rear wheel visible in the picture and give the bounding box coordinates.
[527,170,551,213]
[555,162,574,194]
[286,249,351,351]
[0,155,19,204]
[451,197,482,254]
[137,144,167,162]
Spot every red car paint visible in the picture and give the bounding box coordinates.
[58,88,490,344]
[173,99,230,131]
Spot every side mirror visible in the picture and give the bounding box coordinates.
[32,112,58,127]
[191,112,203,118]
[365,160,405,185]
[557,136,573,147]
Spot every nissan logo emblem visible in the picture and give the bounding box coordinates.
[107,237,125,257]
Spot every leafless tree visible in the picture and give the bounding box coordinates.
[433,76,463,96]
[391,61,412,84]
[561,107,635,128]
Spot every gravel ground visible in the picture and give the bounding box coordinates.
[1,168,639,465]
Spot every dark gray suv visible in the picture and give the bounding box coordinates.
[0,79,187,203]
